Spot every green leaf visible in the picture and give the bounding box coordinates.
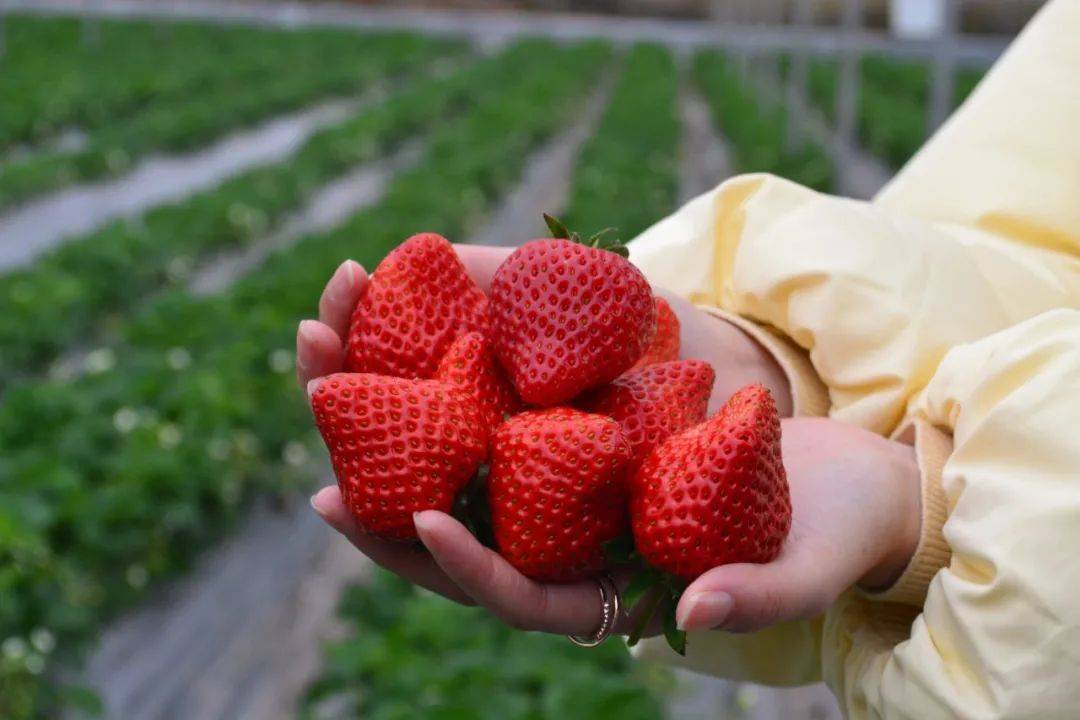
[543,212,572,240]
[626,588,664,647]
[661,606,687,656]
[585,227,618,247]
[620,571,657,609]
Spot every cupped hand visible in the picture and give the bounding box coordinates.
[675,417,921,634]
[296,244,806,638]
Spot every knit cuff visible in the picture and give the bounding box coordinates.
[861,420,953,607]
[705,308,830,418]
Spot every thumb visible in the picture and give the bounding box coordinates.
[675,551,832,634]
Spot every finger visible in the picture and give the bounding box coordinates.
[452,244,513,293]
[414,510,602,635]
[296,320,344,389]
[675,547,830,633]
[310,486,475,605]
[318,259,367,338]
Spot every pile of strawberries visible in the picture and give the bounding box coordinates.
[310,218,791,652]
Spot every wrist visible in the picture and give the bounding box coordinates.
[709,317,794,417]
[858,440,922,591]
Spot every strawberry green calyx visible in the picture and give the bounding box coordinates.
[453,464,496,549]
[543,212,629,258]
[604,537,688,655]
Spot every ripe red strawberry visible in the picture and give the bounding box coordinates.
[434,331,521,436]
[577,359,714,470]
[631,384,790,581]
[488,408,634,582]
[345,233,488,379]
[310,373,487,540]
[488,216,656,406]
[630,297,680,370]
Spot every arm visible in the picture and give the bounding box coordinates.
[826,310,1080,718]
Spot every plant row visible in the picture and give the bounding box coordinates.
[1,17,429,152]
[561,43,680,240]
[0,26,464,209]
[0,47,521,388]
[300,47,682,720]
[693,51,835,192]
[0,39,612,719]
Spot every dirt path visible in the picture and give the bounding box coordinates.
[188,138,425,295]
[65,490,370,720]
[0,95,366,272]
[677,79,732,203]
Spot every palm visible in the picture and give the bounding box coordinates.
[674,418,920,633]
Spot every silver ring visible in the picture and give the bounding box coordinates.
[567,575,620,648]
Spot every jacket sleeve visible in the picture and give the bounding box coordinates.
[824,309,1080,719]
[630,174,1078,436]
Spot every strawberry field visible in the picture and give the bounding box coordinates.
[0,10,989,720]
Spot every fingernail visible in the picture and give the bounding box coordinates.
[341,259,356,286]
[677,591,733,631]
[307,378,323,398]
[298,319,319,342]
[413,511,431,532]
[296,320,318,371]
[310,493,328,518]
[335,260,360,298]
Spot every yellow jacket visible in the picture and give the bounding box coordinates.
[628,0,1080,716]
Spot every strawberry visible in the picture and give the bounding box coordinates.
[487,408,634,582]
[488,215,656,406]
[345,233,488,379]
[310,373,487,540]
[630,297,680,370]
[631,384,790,581]
[577,359,714,470]
[434,331,521,437]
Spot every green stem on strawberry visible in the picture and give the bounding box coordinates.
[626,586,665,647]
[603,536,688,655]
[452,464,496,549]
[541,212,629,258]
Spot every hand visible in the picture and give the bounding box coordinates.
[675,417,922,634]
[295,245,801,638]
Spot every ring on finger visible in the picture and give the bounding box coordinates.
[567,574,620,648]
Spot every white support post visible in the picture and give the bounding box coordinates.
[835,0,862,149]
[785,0,815,149]
[928,0,960,133]
[80,0,101,48]
[761,0,784,83]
